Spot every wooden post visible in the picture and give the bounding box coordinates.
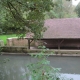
[58,39,64,49]
[28,39,30,49]
[58,39,64,55]
[58,45,60,49]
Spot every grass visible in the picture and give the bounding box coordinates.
[0,34,17,45]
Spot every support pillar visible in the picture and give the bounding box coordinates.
[28,39,30,49]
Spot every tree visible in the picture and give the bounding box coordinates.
[46,0,77,19]
[0,0,54,38]
[45,0,64,18]
[75,2,80,17]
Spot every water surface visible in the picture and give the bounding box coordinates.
[0,55,80,80]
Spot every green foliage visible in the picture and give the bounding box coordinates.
[0,34,16,44]
[0,47,2,54]
[75,2,80,17]
[45,0,64,19]
[27,46,61,80]
[0,0,54,38]
[46,0,77,19]
[0,0,76,38]
[26,46,73,80]
[0,28,3,35]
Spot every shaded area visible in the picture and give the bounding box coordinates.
[42,39,80,49]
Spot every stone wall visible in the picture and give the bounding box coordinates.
[0,40,4,46]
[7,37,39,48]
[7,37,29,47]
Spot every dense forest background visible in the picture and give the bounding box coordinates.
[0,0,80,38]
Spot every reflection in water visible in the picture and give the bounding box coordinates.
[0,55,80,80]
[61,73,80,80]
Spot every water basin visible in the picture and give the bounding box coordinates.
[0,55,80,80]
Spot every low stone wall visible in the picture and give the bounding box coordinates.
[1,46,80,56]
[7,37,37,48]
[1,46,28,53]
[0,40,4,46]
[6,37,43,49]
[7,37,28,46]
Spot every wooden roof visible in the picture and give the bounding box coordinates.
[43,18,80,39]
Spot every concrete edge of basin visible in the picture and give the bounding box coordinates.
[1,46,80,56]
